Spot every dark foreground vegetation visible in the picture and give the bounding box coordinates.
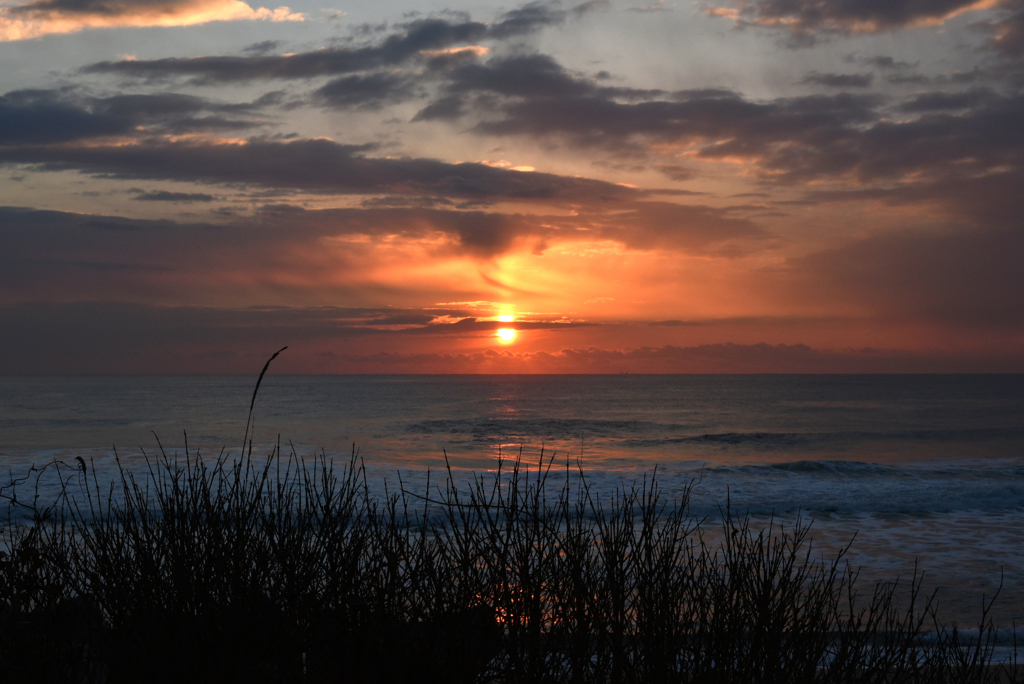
[1,446,1018,684]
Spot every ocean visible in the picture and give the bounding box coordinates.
[2,374,1022,625]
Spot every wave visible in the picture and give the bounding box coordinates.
[628,427,1024,449]
[405,418,683,439]
[405,418,1024,449]
[678,458,1024,517]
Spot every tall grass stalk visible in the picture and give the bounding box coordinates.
[0,445,1018,683]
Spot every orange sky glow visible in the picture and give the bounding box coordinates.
[1,0,1022,373]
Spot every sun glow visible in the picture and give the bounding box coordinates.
[497,328,516,342]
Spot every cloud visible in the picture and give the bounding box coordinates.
[23,48,1024,210]
[0,197,767,309]
[78,4,610,86]
[0,137,645,203]
[898,87,997,112]
[756,92,1024,184]
[1,300,1017,375]
[443,53,612,100]
[655,164,695,181]
[812,168,1024,231]
[483,0,609,38]
[411,95,465,121]
[854,55,917,70]
[130,190,215,201]
[84,40,1002,195]
[72,15,1023,203]
[437,59,882,158]
[82,17,488,83]
[0,0,301,41]
[0,302,483,373]
[409,55,887,163]
[18,44,1024,218]
[975,0,1024,58]
[792,223,1024,330]
[704,0,1004,43]
[488,1,568,38]
[551,200,769,254]
[313,73,416,110]
[0,89,269,144]
[0,205,529,304]
[242,39,282,54]
[266,205,538,258]
[728,107,1024,255]
[800,72,874,88]
[886,73,931,85]
[0,89,133,144]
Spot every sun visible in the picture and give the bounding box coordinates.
[497,328,516,342]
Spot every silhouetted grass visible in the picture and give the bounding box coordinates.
[0,445,1019,684]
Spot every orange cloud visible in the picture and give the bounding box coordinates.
[419,45,489,58]
[0,0,302,41]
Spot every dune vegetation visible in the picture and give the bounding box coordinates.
[0,439,1018,684]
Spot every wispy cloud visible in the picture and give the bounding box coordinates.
[0,136,646,203]
[0,89,271,144]
[0,0,301,41]
[704,0,1005,45]
[1,301,1017,374]
[81,18,489,83]
[799,72,873,88]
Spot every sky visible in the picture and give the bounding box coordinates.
[1,0,1022,373]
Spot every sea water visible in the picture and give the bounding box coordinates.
[2,374,1022,625]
